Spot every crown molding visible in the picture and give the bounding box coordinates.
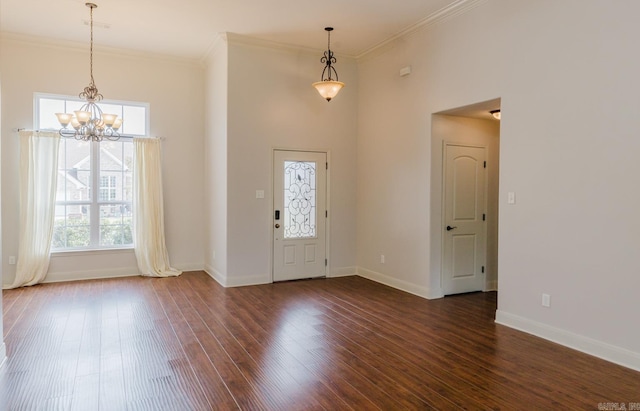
[200,33,227,64]
[356,0,488,61]
[0,31,203,67]
[224,32,327,58]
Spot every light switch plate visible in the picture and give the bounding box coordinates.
[507,192,516,204]
[256,190,264,199]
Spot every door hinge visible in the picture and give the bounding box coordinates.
[325,258,328,266]
[483,213,486,221]
[326,162,328,170]
[325,210,328,218]
[483,161,487,169]
[481,266,485,273]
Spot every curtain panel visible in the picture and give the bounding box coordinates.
[8,130,60,289]
[133,137,181,277]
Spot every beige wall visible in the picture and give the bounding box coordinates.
[0,35,206,285]
[357,0,640,370]
[217,36,358,285]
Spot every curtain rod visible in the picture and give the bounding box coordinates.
[13,128,164,140]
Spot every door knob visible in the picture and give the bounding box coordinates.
[275,224,280,229]
[446,225,457,231]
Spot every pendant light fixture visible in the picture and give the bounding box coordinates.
[55,3,122,141]
[312,27,345,102]
[490,109,501,120]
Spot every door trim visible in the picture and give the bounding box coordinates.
[271,148,330,282]
[440,142,488,294]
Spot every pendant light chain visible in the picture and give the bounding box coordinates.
[89,3,95,88]
[80,3,102,103]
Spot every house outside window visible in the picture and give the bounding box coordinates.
[35,93,148,250]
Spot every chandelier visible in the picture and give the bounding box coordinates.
[55,3,121,141]
[312,27,345,102]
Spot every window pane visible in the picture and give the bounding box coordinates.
[123,172,133,202]
[39,98,65,130]
[53,204,91,249]
[98,103,123,119]
[283,161,317,239]
[53,205,67,249]
[100,141,124,171]
[100,204,133,246]
[56,139,91,202]
[122,105,146,135]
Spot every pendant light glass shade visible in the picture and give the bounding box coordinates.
[312,80,345,102]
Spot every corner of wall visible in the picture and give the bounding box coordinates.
[356,267,441,300]
[328,266,357,278]
[204,264,227,287]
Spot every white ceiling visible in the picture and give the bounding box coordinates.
[1,0,465,60]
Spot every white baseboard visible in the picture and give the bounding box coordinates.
[356,267,438,299]
[43,267,140,284]
[328,266,357,278]
[0,342,6,370]
[7,264,202,287]
[203,265,270,287]
[484,280,498,292]
[174,263,205,272]
[496,310,640,372]
[204,264,227,286]
[226,273,271,287]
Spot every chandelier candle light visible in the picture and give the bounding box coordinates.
[56,3,122,141]
[312,27,345,102]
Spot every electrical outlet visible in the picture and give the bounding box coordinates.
[9,256,16,265]
[542,293,551,307]
[380,254,385,264]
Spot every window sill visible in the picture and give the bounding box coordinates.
[51,247,134,257]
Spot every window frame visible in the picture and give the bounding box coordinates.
[34,93,149,252]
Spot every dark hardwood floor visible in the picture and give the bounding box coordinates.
[1,272,638,410]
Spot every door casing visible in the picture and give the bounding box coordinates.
[271,149,330,282]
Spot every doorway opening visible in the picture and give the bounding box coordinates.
[430,98,501,297]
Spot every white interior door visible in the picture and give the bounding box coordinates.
[442,144,486,295]
[273,150,327,282]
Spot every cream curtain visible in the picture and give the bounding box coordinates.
[133,137,181,277]
[9,130,60,288]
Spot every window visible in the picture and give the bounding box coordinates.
[35,93,148,250]
[100,176,117,201]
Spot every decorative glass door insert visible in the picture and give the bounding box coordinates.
[283,161,316,239]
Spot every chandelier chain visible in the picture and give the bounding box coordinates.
[90,3,94,87]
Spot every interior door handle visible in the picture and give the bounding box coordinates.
[446,225,457,231]
[275,224,280,229]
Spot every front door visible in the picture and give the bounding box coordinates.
[442,144,487,295]
[273,150,327,282]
